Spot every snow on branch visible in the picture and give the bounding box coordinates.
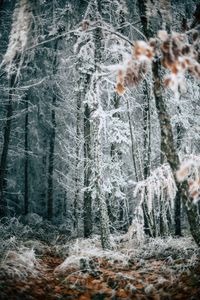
[2,0,32,73]
[134,155,200,213]
[134,163,177,212]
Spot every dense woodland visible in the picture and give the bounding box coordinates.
[0,0,200,299]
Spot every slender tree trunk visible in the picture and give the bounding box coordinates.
[159,197,165,236]
[174,189,181,236]
[93,1,111,249]
[137,0,157,237]
[73,95,81,233]
[126,99,139,181]
[174,108,184,236]
[143,80,151,180]
[0,73,16,217]
[83,103,92,237]
[110,94,126,230]
[127,98,154,235]
[47,94,56,220]
[109,7,128,231]
[47,40,58,220]
[142,80,155,237]
[24,94,29,215]
[0,0,4,10]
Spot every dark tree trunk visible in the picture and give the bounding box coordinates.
[47,94,56,220]
[47,40,58,221]
[143,80,151,180]
[137,0,156,237]
[92,0,111,249]
[24,95,29,215]
[174,111,184,236]
[174,188,181,236]
[73,95,81,233]
[0,0,4,10]
[83,103,92,237]
[110,93,127,231]
[0,73,16,217]
[127,98,154,235]
[126,99,139,181]
[142,80,155,237]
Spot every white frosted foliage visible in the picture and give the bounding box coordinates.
[3,0,32,71]
[134,164,177,212]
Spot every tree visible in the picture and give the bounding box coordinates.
[116,0,200,245]
[24,94,29,215]
[0,0,33,217]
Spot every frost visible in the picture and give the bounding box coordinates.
[135,236,198,260]
[55,235,130,275]
[176,156,200,182]
[54,255,87,273]
[134,163,177,212]
[134,41,154,62]
[176,156,200,202]
[0,247,40,279]
[3,0,32,72]
[158,30,168,41]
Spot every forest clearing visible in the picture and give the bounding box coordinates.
[0,0,200,299]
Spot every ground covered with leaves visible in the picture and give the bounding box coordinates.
[0,216,200,300]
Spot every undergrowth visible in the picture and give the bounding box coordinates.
[0,215,199,282]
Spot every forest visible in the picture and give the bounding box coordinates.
[0,0,200,299]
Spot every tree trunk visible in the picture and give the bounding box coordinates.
[137,0,200,245]
[47,40,58,221]
[143,80,151,180]
[142,80,155,237]
[174,188,181,236]
[73,94,81,233]
[174,110,184,236]
[152,59,200,246]
[137,0,159,238]
[0,73,16,217]
[0,0,4,10]
[24,94,29,215]
[83,103,92,237]
[126,99,139,181]
[110,93,126,231]
[93,0,111,249]
[47,94,56,220]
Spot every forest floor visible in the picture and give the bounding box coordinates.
[0,235,200,300]
[0,250,200,300]
[0,238,200,300]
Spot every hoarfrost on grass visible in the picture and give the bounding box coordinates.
[0,247,40,279]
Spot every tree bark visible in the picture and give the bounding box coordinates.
[73,94,81,233]
[83,103,92,237]
[0,73,16,217]
[142,80,155,237]
[47,40,58,221]
[174,108,184,236]
[47,94,56,220]
[24,94,29,215]
[137,0,200,245]
[126,99,139,181]
[137,0,156,237]
[152,59,200,246]
[93,0,111,249]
